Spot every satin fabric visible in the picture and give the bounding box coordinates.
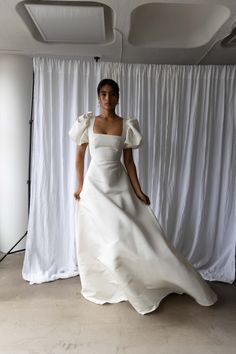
[69,112,217,315]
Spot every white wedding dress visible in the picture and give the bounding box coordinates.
[68,112,217,315]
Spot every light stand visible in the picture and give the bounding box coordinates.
[0,73,34,263]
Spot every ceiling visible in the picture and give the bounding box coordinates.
[1,0,236,64]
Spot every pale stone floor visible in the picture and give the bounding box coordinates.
[0,252,235,354]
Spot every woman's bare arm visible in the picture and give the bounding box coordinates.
[123,148,150,205]
[74,143,88,200]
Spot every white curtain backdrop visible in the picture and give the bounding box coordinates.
[22,57,236,284]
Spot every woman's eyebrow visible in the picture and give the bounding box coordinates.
[100,90,116,94]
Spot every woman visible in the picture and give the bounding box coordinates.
[68,78,217,315]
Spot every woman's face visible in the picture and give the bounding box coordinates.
[98,84,119,112]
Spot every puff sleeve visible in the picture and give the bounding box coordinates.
[123,118,143,149]
[68,112,93,145]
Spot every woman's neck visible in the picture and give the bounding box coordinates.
[100,110,116,120]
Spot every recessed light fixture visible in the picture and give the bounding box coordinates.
[17,1,114,44]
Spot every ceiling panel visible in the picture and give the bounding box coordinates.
[128,2,230,48]
[24,3,106,43]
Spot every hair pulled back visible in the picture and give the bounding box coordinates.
[97,79,119,97]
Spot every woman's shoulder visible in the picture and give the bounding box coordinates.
[123,116,140,124]
[123,116,143,149]
[68,111,94,145]
[123,116,141,130]
[120,115,136,120]
[77,111,94,122]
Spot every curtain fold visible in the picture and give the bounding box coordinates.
[22,58,236,284]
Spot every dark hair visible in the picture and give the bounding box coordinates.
[97,79,119,96]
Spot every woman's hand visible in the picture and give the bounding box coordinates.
[136,192,150,205]
[74,187,83,200]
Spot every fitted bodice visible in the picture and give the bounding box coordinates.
[88,117,125,163]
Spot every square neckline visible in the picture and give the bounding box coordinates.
[92,116,124,137]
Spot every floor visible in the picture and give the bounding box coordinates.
[0,252,235,354]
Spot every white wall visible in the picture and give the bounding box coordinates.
[0,54,33,253]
